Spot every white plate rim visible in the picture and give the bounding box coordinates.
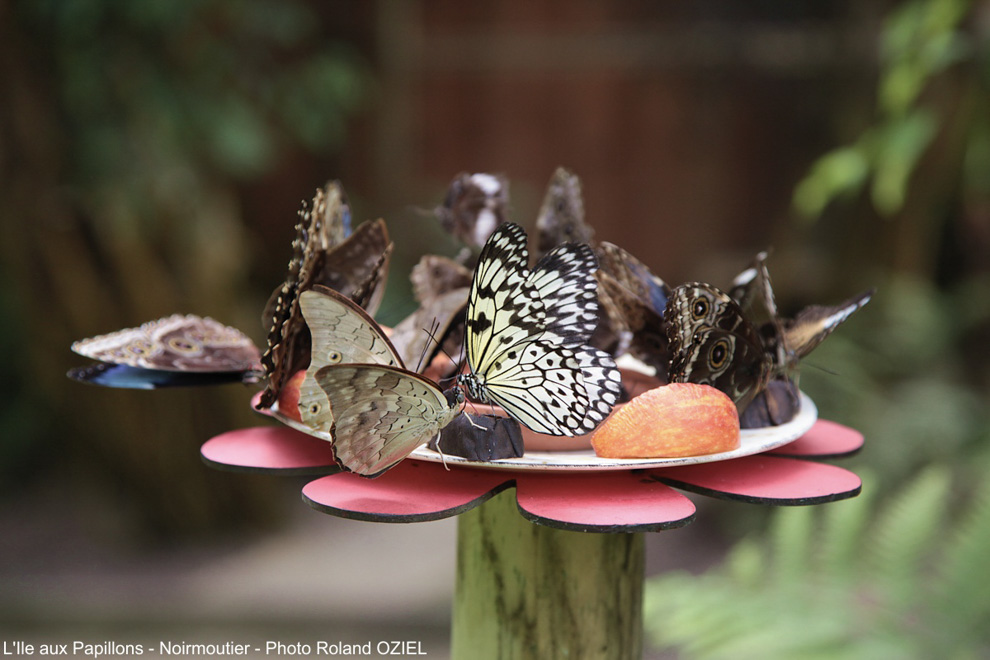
[407,392,818,472]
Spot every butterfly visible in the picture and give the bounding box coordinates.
[69,315,262,389]
[456,222,622,436]
[595,241,672,379]
[258,181,392,409]
[665,283,773,413]
[435,172,509,251]
[287,285,464,477]
[729,251,874,374]
[534,167,593,263]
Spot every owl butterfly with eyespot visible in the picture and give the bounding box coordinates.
[68,315,262,389]
[435,172,509,253]
[257,181,393,409]
[534,167,594,264]
[595,241,672,380]
[456,222,622,436]
[665,283,772,414]
[389,255,471,379]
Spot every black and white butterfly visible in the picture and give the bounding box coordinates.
[258,181,393,409]
[288,285,464,477]
[456,222,622,436]
[68,315,262,389]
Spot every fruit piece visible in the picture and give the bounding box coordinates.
[591,383,740,458]
[276,370,306,423]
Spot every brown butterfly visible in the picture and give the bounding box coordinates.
[729,251,874,374]
[69,315,262,389]
[534,167,593,263]
[665,283,773,414]
[435,172,509,251]
[595,241,672,379]
[257,181,393,409]
[287,285,465,477]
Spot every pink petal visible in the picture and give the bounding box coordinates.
[516,472,696,532]
[303,461,511,522]
[201,426,339,475]
[769,420,864,458]
[651,455,861,505]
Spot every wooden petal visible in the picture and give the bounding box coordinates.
[650,455,862,505]
[768,419,864,458]
[302,461,511,522]
[515,472,695,532]
[200,426,339,476]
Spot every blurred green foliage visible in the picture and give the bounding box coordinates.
[0,0,371,533]
[645,464,990,658]
[649,0,990,654]
[794,0,972,218]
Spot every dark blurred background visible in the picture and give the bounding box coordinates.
[2,1,989,658]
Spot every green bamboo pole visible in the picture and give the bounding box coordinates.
[452,490,645,659]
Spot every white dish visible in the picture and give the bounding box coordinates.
[407,392,817,472]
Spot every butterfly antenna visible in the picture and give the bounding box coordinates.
[802,361,840,377]
[414,319,443,373]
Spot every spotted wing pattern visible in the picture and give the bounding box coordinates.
[71,315,261,374]
[314,364,463,477]
[295,286,402,435]
[458,223,621,436]
[665,283,771,412]
[258,180,391,409]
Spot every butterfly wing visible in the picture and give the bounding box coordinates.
[595,241,672,376]
[411,254,473,304]
[464,222,536,375]
[390,287,469,373]
[435,172,509,249]
[462,223,621,436]
[258,183,392,410]
[534,167,592,262]
[665,283,771,412]
[295,285,402,434]
[783,289,873,361]
[71,315,261,373]
[314,364,462,477]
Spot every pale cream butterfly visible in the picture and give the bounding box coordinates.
[291,285,463,477]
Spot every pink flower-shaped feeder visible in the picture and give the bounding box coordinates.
[201,396,863,659]
[201,414,863,533]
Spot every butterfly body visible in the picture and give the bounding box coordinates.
[457,223,621,436]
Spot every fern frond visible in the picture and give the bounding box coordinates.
[816,469,879,577]
[930,453,990,647]
[864,466,950,612]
